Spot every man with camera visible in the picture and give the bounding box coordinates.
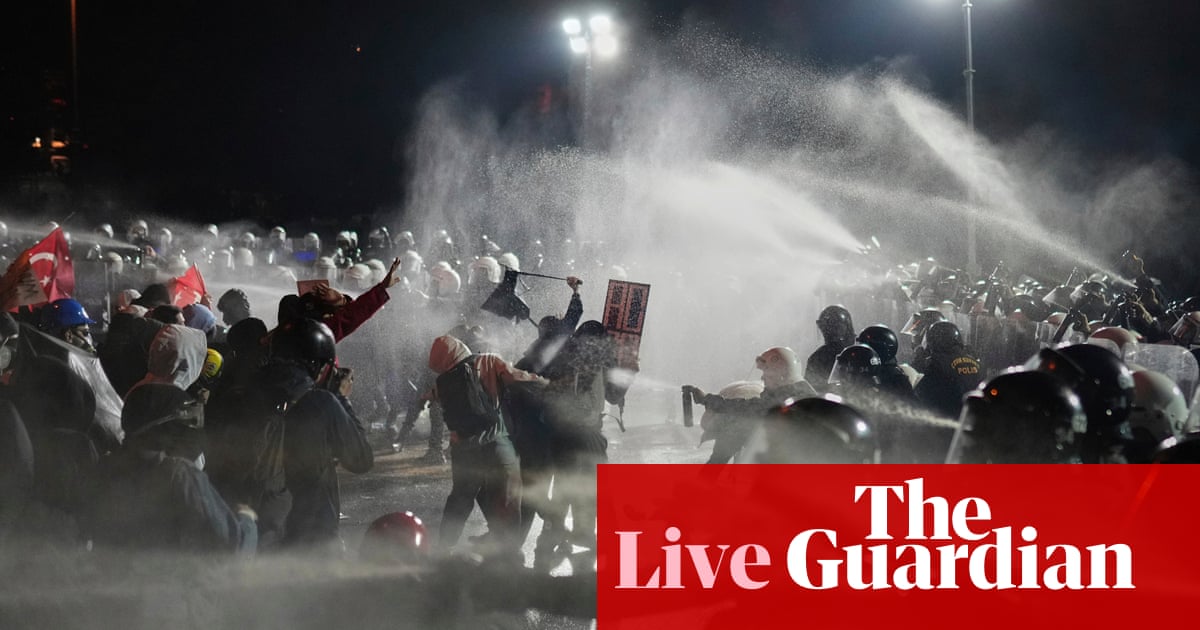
[265,318,373,552]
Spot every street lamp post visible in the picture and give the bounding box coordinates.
[563,14,618,148]
[962,0,978,275]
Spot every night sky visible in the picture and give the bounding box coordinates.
[3,0,1198,221]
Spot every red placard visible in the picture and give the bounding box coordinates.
[597,465,1200,629]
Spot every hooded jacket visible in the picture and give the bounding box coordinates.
[129,325,207,394]
[428,335,544,445]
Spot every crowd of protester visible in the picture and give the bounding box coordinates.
[3,216,1200,625]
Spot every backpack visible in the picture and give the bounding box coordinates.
[435,355,503,437]
[208,382,290,511]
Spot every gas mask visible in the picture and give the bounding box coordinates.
[63,325,96,353]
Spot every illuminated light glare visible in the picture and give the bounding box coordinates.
[593,33,618,58]
[569,36,589,54]
[31,137,42,149]
[589,15,612,34]
[562,18,582,35]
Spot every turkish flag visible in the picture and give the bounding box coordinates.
[0,227,75,311]
[169,263,208,307]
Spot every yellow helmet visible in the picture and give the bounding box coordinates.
[202,348,223,381]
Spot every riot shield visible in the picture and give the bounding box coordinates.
[1126,344,1200,402]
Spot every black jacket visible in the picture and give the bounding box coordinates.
[87,449,255,553]
[274,362,373,547]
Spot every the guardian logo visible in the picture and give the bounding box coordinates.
[615,477,1134,591]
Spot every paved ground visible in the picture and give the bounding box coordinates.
[338,388,708,563]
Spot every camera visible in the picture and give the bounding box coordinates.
[324,366,353,393]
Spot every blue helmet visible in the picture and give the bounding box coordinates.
[42,298,96,331]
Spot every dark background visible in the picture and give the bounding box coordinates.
[2,1,1197,227]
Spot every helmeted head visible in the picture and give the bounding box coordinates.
[816,305,855,345]
[104,251,125,276]
[1125,369,1187,463]
[95,223,114,240]
[497,252,520,272]
[368,227,391,250]
[902,308,946,345]
[314,256,337,282]
[343,263,373,291]
[232,247,255,269]
[154,227,173,253]
[302,232,321,253]
[755,347,799,389]
[738,396,879,464]
[200,224,219,244]
[828,344,881,392]
[856,325,899,365]
[396,230,416,252]
[40,298,97,351]
[127,219,149,243]
[428,264,461,297]
[200,348,223,387]
[1153,434,1200,464]
[360,511,430,564]
[1024,343,1135,463]
[947,370,1088,464]
[236,231,257,250]
[467,256,501,286]
[365,259,387,284]
[1088,327,1139,356]
[336,230,357,251]
[267,226,286,245]
[270,318,337,379]
[923,321,963,354]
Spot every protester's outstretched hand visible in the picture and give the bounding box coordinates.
[567,276,582,292]
[384,257,403,288]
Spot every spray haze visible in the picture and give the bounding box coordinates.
[397,24,1196,388]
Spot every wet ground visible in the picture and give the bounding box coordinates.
[339,388,706,560]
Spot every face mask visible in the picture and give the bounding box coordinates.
[65,327,95,353]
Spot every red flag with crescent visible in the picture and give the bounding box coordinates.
[169,263,208,307]
[0,227,75,311]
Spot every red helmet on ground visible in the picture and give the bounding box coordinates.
[360,511,429,562]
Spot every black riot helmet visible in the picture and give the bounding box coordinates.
[923,321,963,353]
[1024,343,1135,463]
[856,325,899,364]
[1153,434,1200,464]
[1179,296,1200,313]
[737,396,879,464]
[816,305,855,345]
[829,344,881,390]
[270,318,337,378]
[1005,294,1050,323]
[901,308,945,347]
[946,370,1087,464]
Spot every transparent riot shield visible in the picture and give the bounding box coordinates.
[1126,344,1200,403]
